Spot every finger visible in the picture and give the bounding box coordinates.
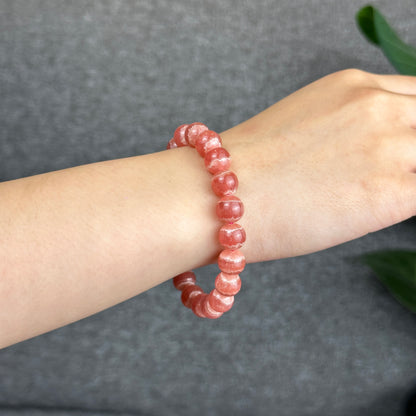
[372,73,416,95]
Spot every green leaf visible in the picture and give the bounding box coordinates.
[361,250,416,313]
[356,5,380,45]
[356,5,416,75]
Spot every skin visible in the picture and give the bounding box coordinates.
[1,69,416,348]
[223,69,416,261]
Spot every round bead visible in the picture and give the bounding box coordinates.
[202,296,224,319]
[173,271,197,291]
[218,223,246,249]
[191,293,207,318]
[215,272,242,296]
[204,148,231,175]
[195,130,222,157]
[173,124,189,147]
[167,138,177,149]
[181,285,204,309]
[185,122,209,147]
[218,249,246,274]
[208,289,234,313]
[216,195,244,223]
[211,171,238,197]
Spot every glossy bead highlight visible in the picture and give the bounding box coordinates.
[185,122,209,147]
[211,170,238,197]
[216,195,244,223]
[208,289,234,312]
[191,293,207,318]
[204,147,231,174]
[173,124,189,147]
[215,272,242,296]
[173,271,197,291]
[218,223,246,249]
[195,130,222,157]
[202,296,224,319]
[181,285,204,308]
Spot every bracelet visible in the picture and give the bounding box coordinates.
[167,123,246,319]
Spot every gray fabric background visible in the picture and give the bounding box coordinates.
[1,0,416,415]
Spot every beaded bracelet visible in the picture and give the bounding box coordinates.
[167,123,246,319]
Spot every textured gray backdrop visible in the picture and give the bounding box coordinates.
[1,1,416,415]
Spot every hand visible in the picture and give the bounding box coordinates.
[222,69,416,262]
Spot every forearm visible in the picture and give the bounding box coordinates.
[0,146,225,348]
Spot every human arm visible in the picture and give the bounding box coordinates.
[1,69,416,348]
[0,147,222,348]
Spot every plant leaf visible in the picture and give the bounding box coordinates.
[361,250,416,313]
[356,5,416,75]
[356,5,380,45]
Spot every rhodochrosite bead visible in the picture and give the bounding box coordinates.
[211,170,238,197]
[185,122,209,147]
[173,271,196,290]
[173,124,189,147]
[215,272,241,296]
[181,285,204,308]
[191,293,207,318]
[208,289,234,312]
[202,297,224,319]
[216,195,244,223]
[195,130,222,157]
[218,249,246,274]
[218,223,246,249]
[167,138,177,149]
[204,147,231,174]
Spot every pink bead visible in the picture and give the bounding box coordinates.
[173,124,189,147]
[216,195,244,223]
[211,171,238,197]
[215,272,242,296]
[204,148,231,174]
[195,130,222,157]
[218,223,246,249]
[191,293,207,318]
[202,296,224,319]
[173,271,196,291]
[208,289,234,313]
[181,285,204,308]
[185,122,209,147]
[218,249,246,274]
[167,138,178,149]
